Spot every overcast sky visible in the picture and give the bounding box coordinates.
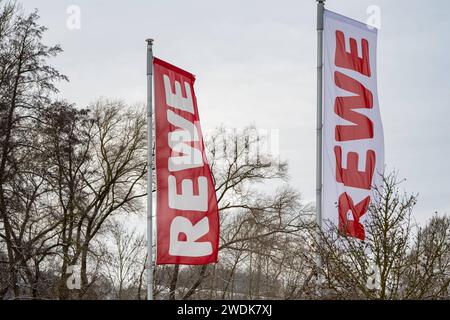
[20,0,450,225]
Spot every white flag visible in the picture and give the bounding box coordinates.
[322,10,384,240]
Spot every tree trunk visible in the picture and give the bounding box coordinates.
[183,265,208,300]
[78,243,89,299]
[169,264,179,300]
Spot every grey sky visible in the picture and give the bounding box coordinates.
[20,0,450,225]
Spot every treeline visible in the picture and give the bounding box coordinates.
[1,2,450,300]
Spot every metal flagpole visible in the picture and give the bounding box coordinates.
[146,38,154,301]
[316,0,325,281]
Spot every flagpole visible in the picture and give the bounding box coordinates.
[146,38,154,301]
[316,0,325,281]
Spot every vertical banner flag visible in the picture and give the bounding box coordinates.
[322,10,384,240]
[154,58,219,265]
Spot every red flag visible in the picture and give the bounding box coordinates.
[154,58,219,265]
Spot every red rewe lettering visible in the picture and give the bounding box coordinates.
[338,193,370,240]
[324,12,384,242]
[334,146,375,190]
[331,28,378,240]
[335,30,371,76]
[334,71,374,141]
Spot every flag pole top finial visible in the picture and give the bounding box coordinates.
[146,38,154,44]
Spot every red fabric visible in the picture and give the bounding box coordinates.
[335,30,371,77]
[334,71,374,142]
[338,193,370,240]
[154,57,219,265]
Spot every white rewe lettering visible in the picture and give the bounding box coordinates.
[169,216,212,257]
[167,110,203,171]
[168,175,208,212]
[164,75,194,113]
[163,74,212,259]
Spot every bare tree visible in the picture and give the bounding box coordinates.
[161,127,313,300]
[0,2,66,298]
[402,215,450,299]
[313,172,450,300]
[101,219,146,300]
[57,100,148,299]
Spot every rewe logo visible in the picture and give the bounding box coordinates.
[163,75,212,258]
[333,29,377,241]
